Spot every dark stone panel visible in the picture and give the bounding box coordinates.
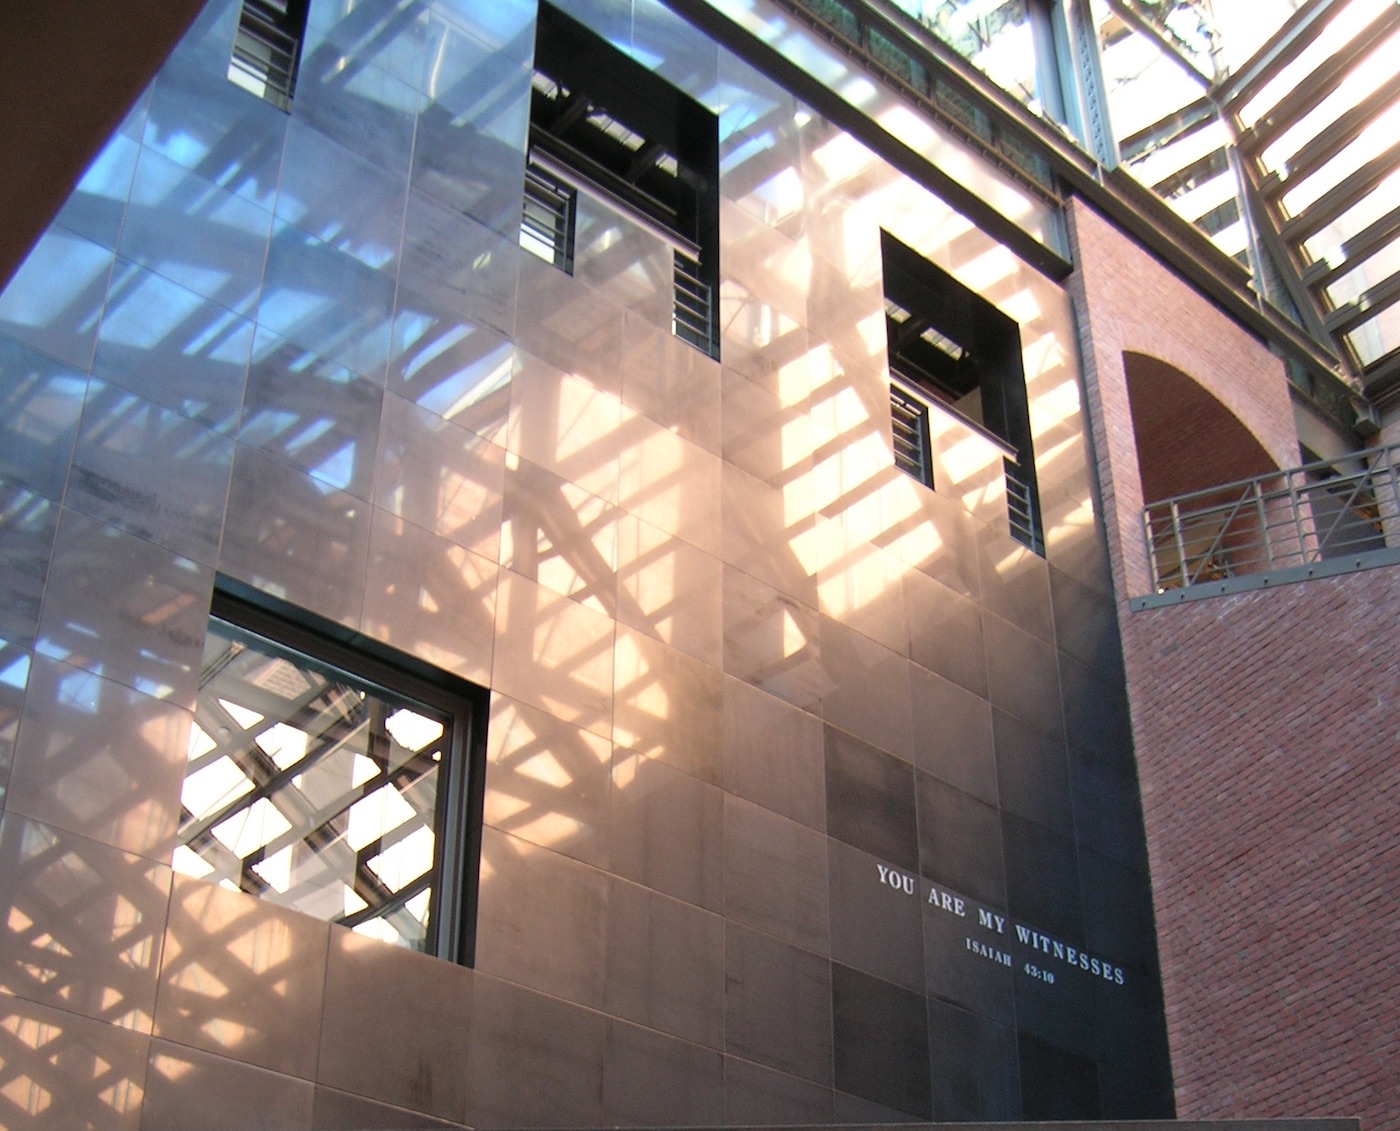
[610,753,724,911]
[827,838,924,992]
[723,1056,835,1126]
[909,665,997,806]
[1048,564,1124,681]
[1078,848,1158,974]
[831,1090,926,1123]
[1091,962,1173,1078]
[982,613,1063,740]
[142,1038,314,1130]
[1058,653,1134,767]
[915,771,1006,907]
[601,1017,725,1127]
[1012,952,1096,1057]
[1068,747,1149,873]
[0,482,59,650]
[467,976,606,1128]
[724,921,834,1085]
[922,881,1015,1027]
[604,877,724,1048]
[1001,813,1083,945]
[473,828,607,1007]
[312,1086,467,1129]
[724,793,830,953]
[906,581,987,699]
[824,725,917,871]
[819,613,915,761]
[1040,480,1115,597]
[831,963,932,1119]
[721,673,826,831]
[1017,1032,1101,1120]
[1098,1061,1176,1119]
[976,526,1054,643]
[927,997,1021,1120]
[992,707,1073,839]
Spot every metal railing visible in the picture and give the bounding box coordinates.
[1143,441,1400,593]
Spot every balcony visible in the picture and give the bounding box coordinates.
[1135,439,1400,607]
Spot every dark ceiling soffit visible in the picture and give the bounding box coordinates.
[0,0,210,292]
[655,0,1073,282]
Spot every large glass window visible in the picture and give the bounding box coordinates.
[174,584,487,963]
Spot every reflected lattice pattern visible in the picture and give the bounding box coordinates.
[176,619,448,951]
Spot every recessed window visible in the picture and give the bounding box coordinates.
[522,2,721,358]
[227,0,309,111]
[175,582,487,963]
[882,230,1044,554]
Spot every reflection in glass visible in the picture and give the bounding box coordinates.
[893,0,1039,106]
[175,617,450,951]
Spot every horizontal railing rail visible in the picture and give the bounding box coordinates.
[1142,440,1400,593]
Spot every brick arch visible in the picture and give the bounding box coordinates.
[1125,351,1281,505]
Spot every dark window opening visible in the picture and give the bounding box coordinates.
[227,0,309,111]
[524,2,720,358]
[881,230,1044,553]
[176,580,488,965]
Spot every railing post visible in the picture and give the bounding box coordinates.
[1378,443,1400,550]
[1144,508,1160,591]
[1290,466,1311,564]
[1170,498,1188,587]
[1255,480,1274,569]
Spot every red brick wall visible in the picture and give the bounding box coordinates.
[1066,199,1296,595]
[1123,567,1400,1131]
[1068,197,1399,1130]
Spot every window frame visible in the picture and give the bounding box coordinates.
[179,579,489,965]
